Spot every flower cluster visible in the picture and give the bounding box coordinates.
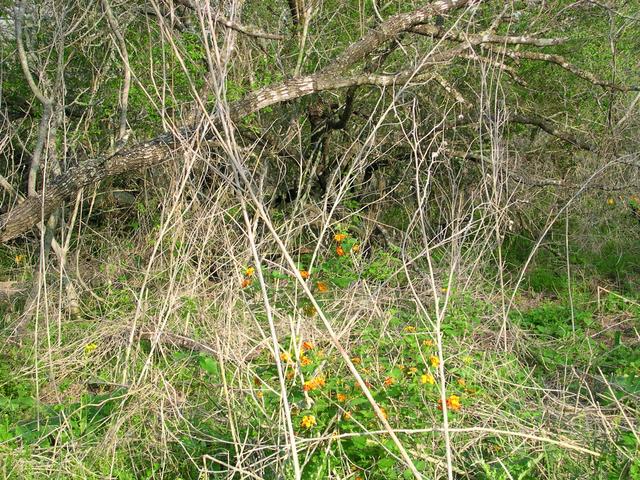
[421,373,436,385]
[438,394,462,412]
[300,415,317,429]
[429,355,440,368]
[303,375,326,392]
[242,266,254,288]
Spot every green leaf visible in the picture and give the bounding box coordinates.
[198,356,219,376]
[379,458,395,470]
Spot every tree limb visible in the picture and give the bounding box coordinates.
[174,0,286,40]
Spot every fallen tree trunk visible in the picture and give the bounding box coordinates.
[0,0,479,243]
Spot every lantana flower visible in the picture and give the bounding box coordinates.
[303,376,326,391]
[429,355,440,368]
[438,394,462,412]
[301,415,317,428]
[300,355,312,367]
[280,352,292,363]
[421,373,436,385]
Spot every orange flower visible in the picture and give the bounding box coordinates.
[241,278,252,288]
[352,243,360,253]
[302,341,314,351]
[300,355,312,366]
[286,370,295,380]
[384,377,394,386]
[299,269,310,279]
[438,395,462,412]
[423,339,434,347]
[334,232,347,242]
[379,407,388,420]
[429,355,440,368]
[303,376,326,392]
[336,393,347,403]
[245,266,255,277]
[316,281,329,293]
[336,245,345,256]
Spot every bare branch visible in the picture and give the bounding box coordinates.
[496,48,640,92]
[174,0,286,40]
[510,113,594,151]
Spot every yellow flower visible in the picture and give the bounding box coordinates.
[300,355,312,367]
[429,355,440,368]
[286,370,295,380]
[448,394,462,411]
[421,373,435,385]
[84,343,98,355]
[299,269,310,279]
[403,326,416,333]
[351,243,360,253]
[457,378,466,387]
[301,415,317,429]
[280,352,292,363]
[379,407,388,420]
[407,367,418,376]
[14,254,25,264]
[423,339,434,347]
[336,393,347,403]
[256,391,263,399]
[342,411,352,421]
[351,357,361,365]
[245,266,255,277]
[334,233,347,242]
[607,197,615,206]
